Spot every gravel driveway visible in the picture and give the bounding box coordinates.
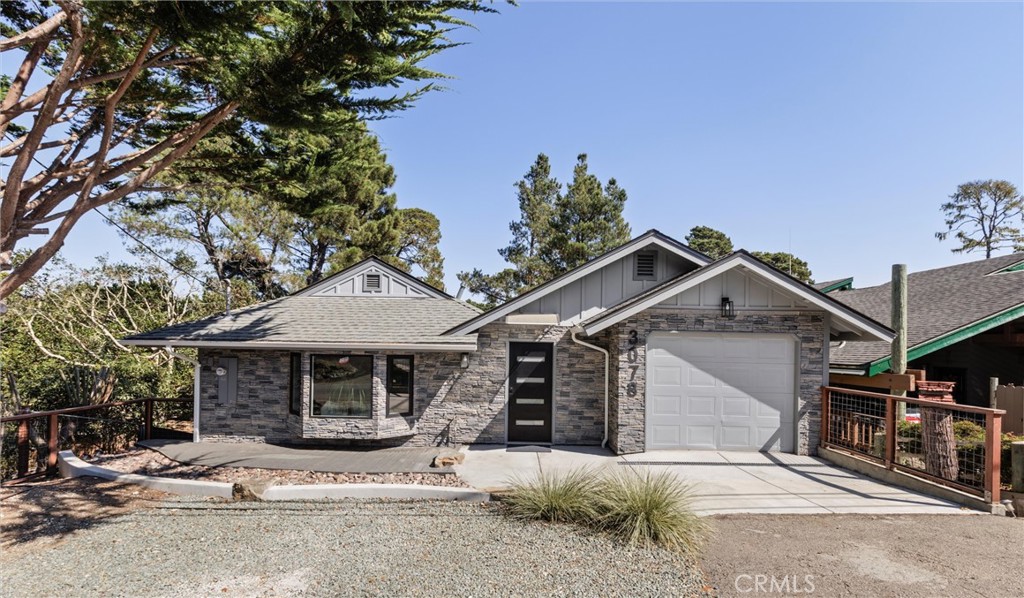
[702,514,1023,597]
[1,499,706,597]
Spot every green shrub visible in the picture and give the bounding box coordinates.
[897,421,921,439]
[503,467,601,523]
[952,420,986,442]
[594,468,709,553]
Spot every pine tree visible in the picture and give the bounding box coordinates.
[685,226,734,259]
[544,154,631,271]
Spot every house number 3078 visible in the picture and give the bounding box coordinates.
[625,329,639,396]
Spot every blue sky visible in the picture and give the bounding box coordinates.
[40,1,1024,291]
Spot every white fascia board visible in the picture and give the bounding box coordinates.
[121,339,479,352]
[445,233,708,337]
[582,254,895,342]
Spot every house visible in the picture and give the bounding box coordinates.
[827,253,1024,406]
[123,230,893,455]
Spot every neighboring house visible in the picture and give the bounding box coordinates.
[124,230,893,455]
[827,254,1024,406]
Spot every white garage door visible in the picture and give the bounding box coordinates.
[646,333,796,452]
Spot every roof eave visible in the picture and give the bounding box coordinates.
[863,302,1024,376]
[121,338,479,352]
[444,230,709,336]
[579,253,894,342]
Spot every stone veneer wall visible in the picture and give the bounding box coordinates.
[198,349,292,443]
[606,309,826,456]
[196,323,609,446]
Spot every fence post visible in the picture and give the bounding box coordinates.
[985,411,1001,504]
[820,386,830,449]
[885,396,896,469]
[16,417,29,477]
[46,413,59,476]
[144,399,153,441]
[989,377,999,409]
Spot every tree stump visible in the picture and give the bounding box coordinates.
[921,407,958,480]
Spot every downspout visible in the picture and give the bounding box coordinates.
[165,346,201,443]
[570,328,609,449]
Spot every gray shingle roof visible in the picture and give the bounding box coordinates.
[123,296,481,350]
[829,253,1024,367]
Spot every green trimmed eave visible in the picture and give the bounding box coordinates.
[999,260,1024,273]
[866,302,1024,376]
[819,277,854,293]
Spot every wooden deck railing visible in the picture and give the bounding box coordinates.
[1,397,191,480]
[821,386,1005,503]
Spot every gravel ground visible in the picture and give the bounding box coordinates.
[0,499,707,598]
[702,514,1024,597]
[88,448,469,488]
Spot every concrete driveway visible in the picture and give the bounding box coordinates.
[455,446,970,516]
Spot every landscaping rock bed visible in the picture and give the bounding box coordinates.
[86,447,470,488]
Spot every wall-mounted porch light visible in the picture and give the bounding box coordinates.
[460,353,470,369]
[721,297,736,319]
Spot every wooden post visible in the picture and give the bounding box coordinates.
[1011,441,1024,493]
[46,413,59,475]
[16,418,29,477]
[820,387,830,448]
[891,264,908,419]
[885,396,896,468]
[989,377,999,410]
[144,398,153,441]
[984,411,1001,504]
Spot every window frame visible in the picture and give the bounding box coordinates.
[288,352,302,416]
[386,355,414,417]
[310,354,374,419]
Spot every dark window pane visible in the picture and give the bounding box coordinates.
[387,356,413,416]
[312,355,373,418]
[289,353,302,415]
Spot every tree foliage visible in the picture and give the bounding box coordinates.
[0,255,237,412]
[0,0,491,298]
[685,225,733,259]
[458,153,631,306]
[114,123,446,296]
[684,225,813,282]
[751,251,813,283]
[935,180,1024,258]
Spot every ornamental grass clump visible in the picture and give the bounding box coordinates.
[594,468,709,553]
[503,467,601,523]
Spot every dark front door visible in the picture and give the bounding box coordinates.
[508,342,554,444]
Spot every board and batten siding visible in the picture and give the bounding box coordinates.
[657,268,809,310]
[513,247,700,325]
[306,265,433,298]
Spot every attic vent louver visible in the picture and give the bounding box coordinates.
[364,273,382,291]
[634,251,657,280]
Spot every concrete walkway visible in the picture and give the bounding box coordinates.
[456,445,971,516]
[138,440,460,473]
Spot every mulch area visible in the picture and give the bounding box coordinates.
[86,446,470,488]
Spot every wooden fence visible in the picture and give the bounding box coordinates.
[821,386,1005,503]
[1,397,191,481]
[995,385,1024,435]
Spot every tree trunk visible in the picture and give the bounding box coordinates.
[922,407,959,481]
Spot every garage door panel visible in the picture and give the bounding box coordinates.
[686,395,717,416]
[646,333,796,452]
[651,395,682,416]
[685,426,716,448]
[721,396,752,417]
[652,365,682,386]
[652,425,682,446]
[720,426,753,449]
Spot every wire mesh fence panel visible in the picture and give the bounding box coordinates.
[824,389,888,460]
[894,400,988,493]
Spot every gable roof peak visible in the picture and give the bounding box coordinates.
[293,256,450,299]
